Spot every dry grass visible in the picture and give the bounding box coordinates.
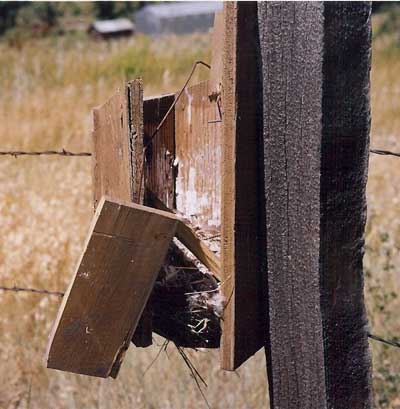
[0,9,399,408]
[365,10,400,408]
[0,32,268,409]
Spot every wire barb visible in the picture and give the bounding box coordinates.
[0,285,64,298]
[0,149,91,157]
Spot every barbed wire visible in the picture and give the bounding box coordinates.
[0,285,64,297]
[1,283,399,350]
[368,332,400,348]
[0,148,398,159]
[370,149,400,158]
[0,149,91,158]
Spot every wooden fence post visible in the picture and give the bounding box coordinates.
[320,3,373,408]
[258,3,327,408]
[258,2,373,408]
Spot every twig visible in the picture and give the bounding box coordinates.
[370,149,400,158]
[176,345,211,409]
[0,285,64,297]
[368,332,400,348]
[0,149,91,157]
[143,339,170,376]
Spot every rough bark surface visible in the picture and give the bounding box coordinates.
[320,3,373,408]
[258,2,327,408]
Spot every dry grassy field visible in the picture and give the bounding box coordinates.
[0,10,399,409]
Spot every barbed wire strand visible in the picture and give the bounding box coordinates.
[0,285,64,297]
[368,332,400,348]
[0,149,91,157]
[370,149,400,158]
[1,284,400,349]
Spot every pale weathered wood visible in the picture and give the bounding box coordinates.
[209,10,224,92]
[319,3,373,408]
[127,80,144,204]
[148,193,221,278]
[175,80,222,233]
[45,197,178,378]
[92,89,132,210]
[92,80,144,209]
[220,2,264,371]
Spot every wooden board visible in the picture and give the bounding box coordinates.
[45,197,178,378]
[175,80,222,233]
[92,81,152,347]
[127,80,144,204]
[149,193,221,278]
[144,94,175,209]
[220,2,264,371]
[209,10,224,91]
[319,3,373,408]
[92,89,132,210]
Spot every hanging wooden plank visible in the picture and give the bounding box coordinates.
[45,197,178,378]
[92,80,152,347]
[220,2,264,371]
[149,193,221,277]
[319,3,373,408]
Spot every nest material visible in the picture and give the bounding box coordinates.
[150,239,223,349]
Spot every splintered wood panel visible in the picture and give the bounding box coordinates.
[175,80,221,233]
[127,80,144,204]
[45,197,178,378]
[320,3,373,408]
[144,94,175,209]
[92,89,132,210]
[220,2,264,371]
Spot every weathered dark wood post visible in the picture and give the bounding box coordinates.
[258,2,372,408]
[258,3,327,408]
[320,3,373,408]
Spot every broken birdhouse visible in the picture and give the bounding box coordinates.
[46,4,265,378]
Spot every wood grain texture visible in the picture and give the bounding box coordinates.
[258,2,327,408]
[175,80,222,233]
[209,10,224,91]
[45,197,177,378]
[320,3,373,408]
[148,193,221,278]
[144,94,175,209]
[127,80,144,204]
[92,81,151,347]
[220,2,264,371]
[92,89,132,210]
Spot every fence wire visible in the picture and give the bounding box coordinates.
[0,149,91,157]
[0,148,398,159]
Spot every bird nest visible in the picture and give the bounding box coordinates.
[150,239,223,349]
